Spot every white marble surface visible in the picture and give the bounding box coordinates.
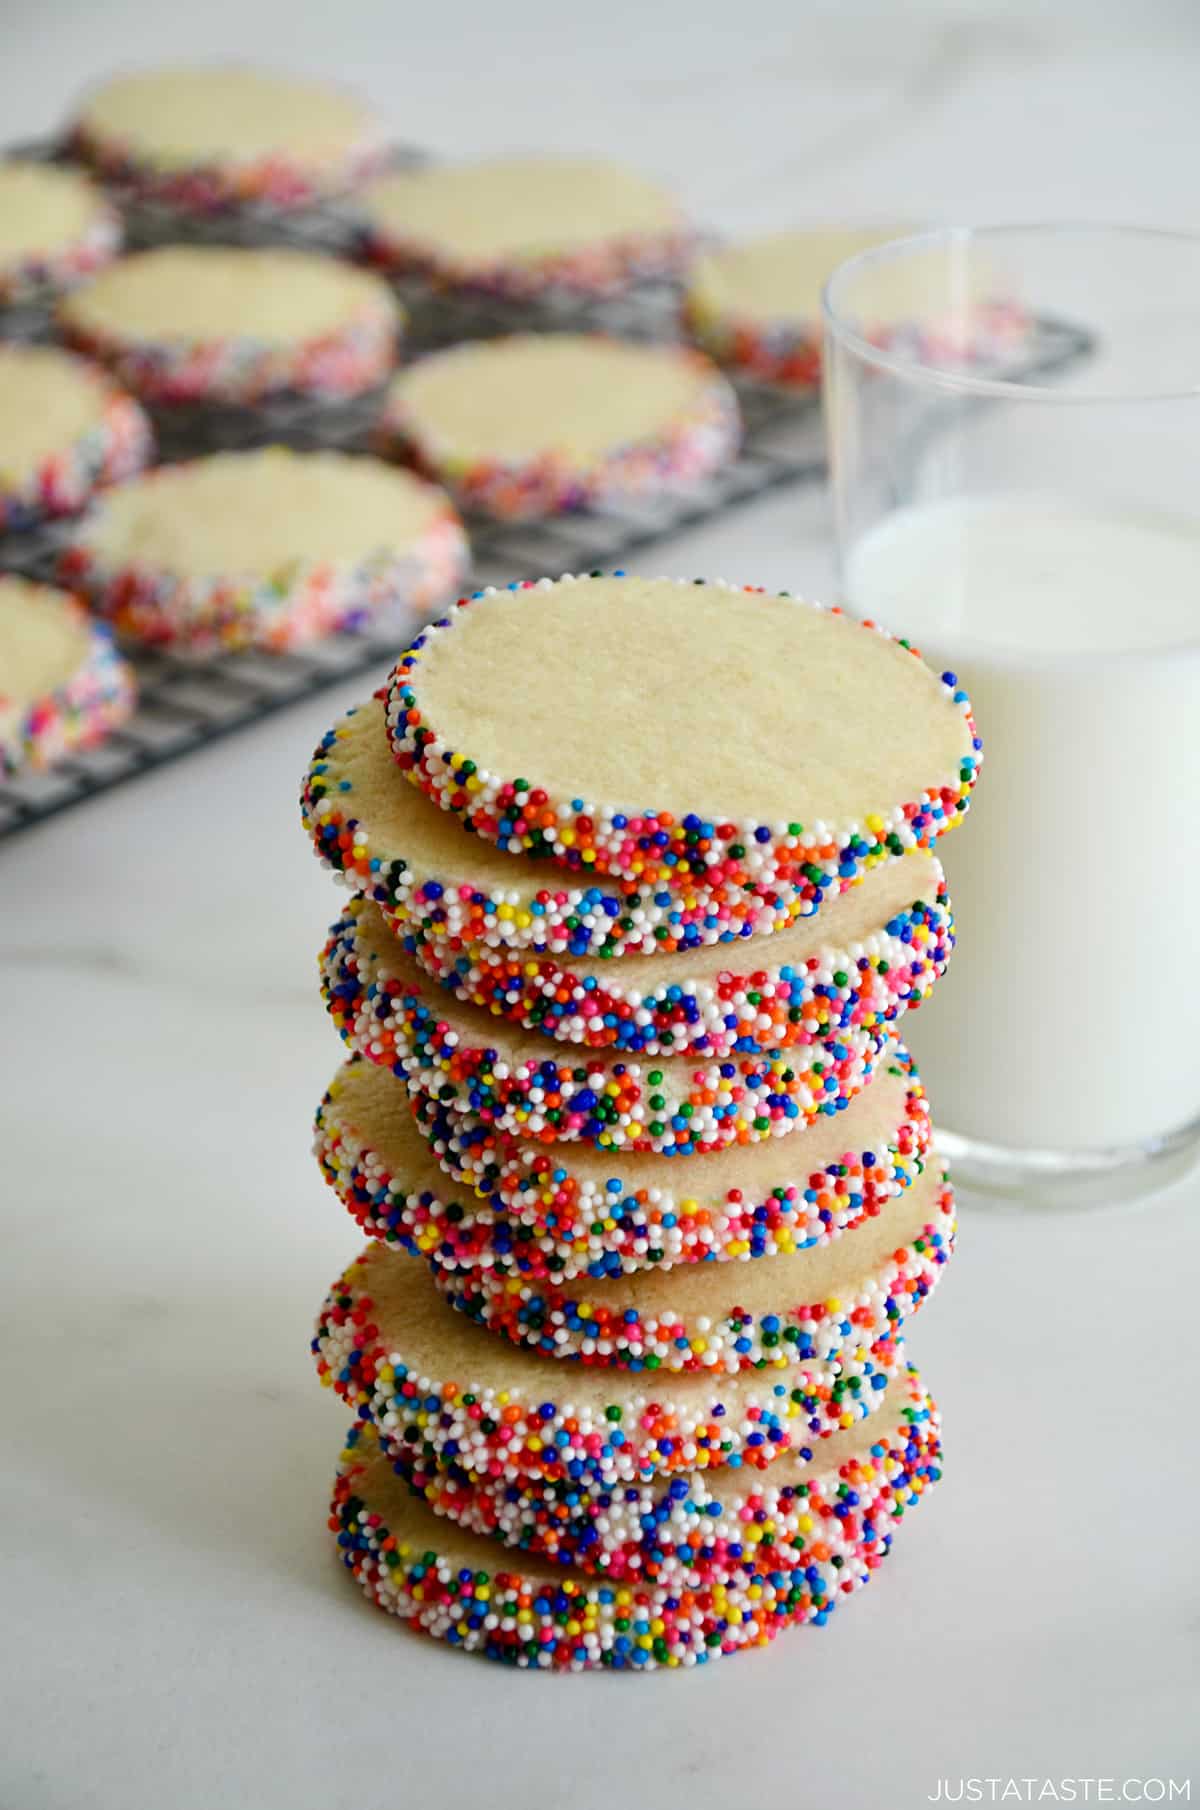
[4,8,1200,1808]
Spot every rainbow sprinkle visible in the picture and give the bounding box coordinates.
[313,1241,903,1490]
[332,1364,940,1667]
[320,899,888,1156]
[399,869,953,1059]
[313,1042,934,1280]
[428,1170,954,1372]
[377,1360,939,1589]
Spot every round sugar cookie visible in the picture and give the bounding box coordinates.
[0,161,120,304]
[332,1372,939,1667]
[401,850,951,1060]
[58,448,468,653]
[321,898,887,1156]
[313,1240,902,1490]
[70,66,386,213]
[0,575,135,778]
[314,1041,934,1279]
[302,698,871,960]
[430,1164,953,1372]
[383,573,981,896]
[57,245,401,404]
[357,157,692,300]
[377,335,739,521]
[0,343,151,536]
[379,1360,939,1588]
[683,227,905,389]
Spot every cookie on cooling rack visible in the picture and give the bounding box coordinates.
[683,227,903,389]
[68,66,387,213]
[357,156,694,300]
[0,161,121,305]
[0,343,151,536]
[377,334,739,520]
[57,447,467,653]
[0,574,135,778]
[57,245,401,405]
[687,227,1034,385]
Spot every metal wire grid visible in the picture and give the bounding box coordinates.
[0,367,826,839]
[0,139,1094,839]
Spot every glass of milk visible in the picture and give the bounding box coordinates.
[823,226,1200,1208]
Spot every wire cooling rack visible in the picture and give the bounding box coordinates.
[0,140,1095,840]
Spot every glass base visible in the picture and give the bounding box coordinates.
[937,1111,1200,1211]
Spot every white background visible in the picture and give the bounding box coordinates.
[2,5,1199,1808]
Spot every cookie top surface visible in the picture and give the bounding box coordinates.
[359,157,681,270]
[689,227,905,327]
[385,334,728,464]
[0,575,92,706]
[0,344,123,485]
[59,245,396,345]
[74,66,380,172]
[388,573,977,833]
[0,161,112,265]
[71,448,453,579]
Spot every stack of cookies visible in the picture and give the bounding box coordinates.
[301,571,980,1671]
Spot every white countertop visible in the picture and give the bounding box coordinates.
[4,7,1200,1807]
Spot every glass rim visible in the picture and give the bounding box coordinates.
[820,222,1200,403]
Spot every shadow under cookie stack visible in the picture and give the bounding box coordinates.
[301,571,981,1671]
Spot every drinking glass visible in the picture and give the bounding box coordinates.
[822,225,1200,1207]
